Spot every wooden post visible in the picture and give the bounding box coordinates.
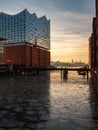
[61,67,63,79]
[63,68,68,78]
[87,70,89,80]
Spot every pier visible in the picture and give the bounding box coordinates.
[0,65,90,79]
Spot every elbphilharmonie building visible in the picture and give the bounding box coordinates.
[0,9,50,67]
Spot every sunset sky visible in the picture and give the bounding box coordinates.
[0,0,95,63]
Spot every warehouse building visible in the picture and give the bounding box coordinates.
[89,0,98,95]
[0,9,50,67]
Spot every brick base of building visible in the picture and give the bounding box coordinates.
[91,70,98,96]
[5,44,50,67]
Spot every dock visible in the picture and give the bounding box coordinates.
[0,65,90,79]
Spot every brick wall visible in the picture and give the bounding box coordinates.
[5,44,50,67]
[0,53,3,62]
[26,45,31,66]
[45,50,50,66]
[32,47,38,67]
[5,45,26,65]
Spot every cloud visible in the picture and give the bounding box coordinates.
[52,11,93,34]
[38,0,95,15]
[0,0,94,63]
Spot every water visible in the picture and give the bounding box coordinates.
[0,71,98,130]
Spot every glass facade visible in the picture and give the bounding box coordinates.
[0,9,50,50]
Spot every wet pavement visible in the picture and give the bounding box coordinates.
[0,71,98,130]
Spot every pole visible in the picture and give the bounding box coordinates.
[61,67,63,79]
[87,70,89,80]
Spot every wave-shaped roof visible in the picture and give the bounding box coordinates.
[0,9,50,22]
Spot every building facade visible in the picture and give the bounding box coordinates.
[0,37,6,64]
[89,0,98,95]
[0,9,50,67]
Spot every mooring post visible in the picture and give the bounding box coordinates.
[87,70,89,80]
[63,68,68,78]
[61,67,63,79]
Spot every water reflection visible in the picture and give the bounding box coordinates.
[89,83,98,130]
[0,71,98,129]
[50,71,98,130]
[0,73,51,129]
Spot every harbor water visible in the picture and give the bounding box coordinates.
[0,71,98,130]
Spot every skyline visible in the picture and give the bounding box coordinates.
[0,0,95,63]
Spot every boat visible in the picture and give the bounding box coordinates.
[77,70,86,75]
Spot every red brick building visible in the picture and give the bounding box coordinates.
[5,44,50,67]
[89,0,98,95]
[0,9,50,67]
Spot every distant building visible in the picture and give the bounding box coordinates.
[89,0,98,95]
[0,9,50,67]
